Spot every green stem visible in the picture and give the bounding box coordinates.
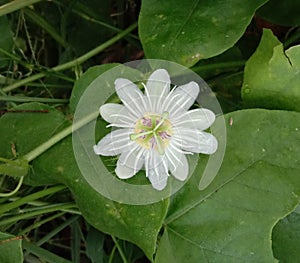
[72,8,139,41]
[0,176,24,197]
[36,215,80,246]
[24,8,67,47]
[23,110,99,162]
[0,48,33,70]
[111,236,128,263]
[0,0,42,16]
[108,245,117,263]
[2,72,45,93]
[19,211,65,235]
[23,240,72,263]
[0,185,66,215]
[0,95,68,103]
[0,203,76,226]
[2,22,138,93]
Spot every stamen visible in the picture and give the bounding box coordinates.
[154,132,165,155]
[130,130,153,140]
[154,111,169,131]
[142,117,152,127]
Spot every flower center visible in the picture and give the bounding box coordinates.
[130,111,172,155]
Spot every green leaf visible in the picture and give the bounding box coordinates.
[0,15,13,68]
[155,109,300,262]
[0,102,67,185]
[139,0,267,67]
[86,227,105,263]
[242,29,300,111]
[272,211,300,262]
[0,158,28,177]
[0,232,23,263]
[0,64,167,260]
[257,0,300,26]
[32,135,168,260]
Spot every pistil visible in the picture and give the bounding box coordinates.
[130,112,172,155]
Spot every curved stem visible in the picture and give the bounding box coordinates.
[23,110,99,162]
[108,245,117,263]
[2,22,138,93]
[0,176,24,197]
[111,236,128,263]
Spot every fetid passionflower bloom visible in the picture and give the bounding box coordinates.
[93,69,218,190]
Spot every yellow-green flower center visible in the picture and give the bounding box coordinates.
[130,111,172,155]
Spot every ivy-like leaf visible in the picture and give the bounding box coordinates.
[139,0,267,67]
[155,109,300,262]
[242,29,300,112]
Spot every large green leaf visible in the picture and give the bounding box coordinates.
[0,232,23,263]
[242,29,300,112]
[257,0,300,26]
[272,211,300,262]
[0,62,168,260]
[155,109,300,262]
[139,0,267,67]
[0,103,168,259]
[32,135,169,260]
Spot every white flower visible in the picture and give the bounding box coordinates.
[93,69,218,190]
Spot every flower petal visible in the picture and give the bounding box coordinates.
[93,129,133,156]
[172,108,215,131]
[145,151,168,190]
[165,146,189,181]
[165,81,199,117]
[146,69,170,113]
[115,78,145,117]
[115,148,144,179]
[173,128,218,154]
[100,103,136,127]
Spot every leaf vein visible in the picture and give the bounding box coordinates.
[165,160,260,224]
